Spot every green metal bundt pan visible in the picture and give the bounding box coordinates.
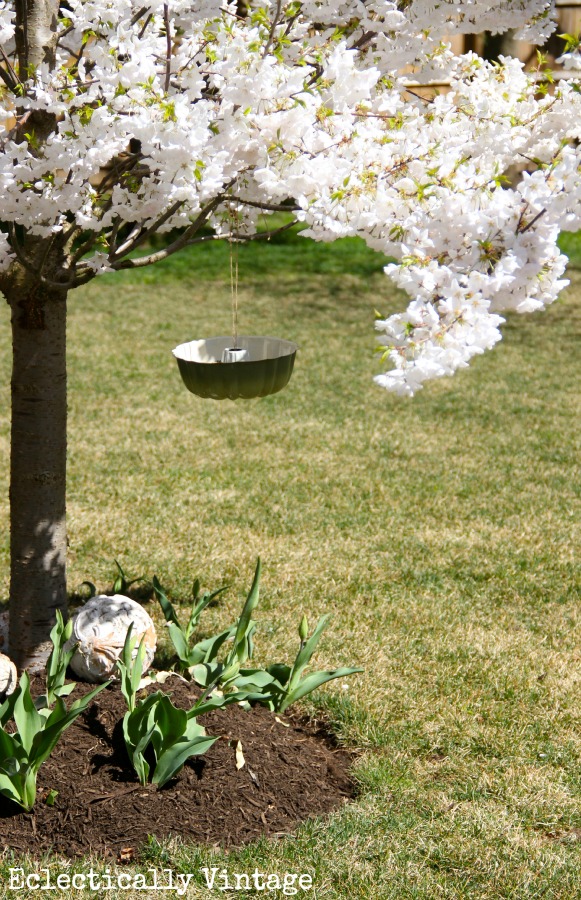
[173,335,298,400]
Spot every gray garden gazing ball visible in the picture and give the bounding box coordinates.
[65,595,156,683]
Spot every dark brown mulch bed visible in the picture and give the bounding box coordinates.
[0,676,355,859]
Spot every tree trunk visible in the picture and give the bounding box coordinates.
[2,0,68,670]
[15,0,60,72]
[7,282,68,671]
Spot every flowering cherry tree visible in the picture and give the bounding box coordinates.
[1,0,579,668]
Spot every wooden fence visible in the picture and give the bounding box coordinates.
[450,1,581,68]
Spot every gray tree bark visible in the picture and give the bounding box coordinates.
[15,0,60,72]
[5,275,68,671]
[3,0,66,670]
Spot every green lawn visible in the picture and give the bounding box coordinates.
[0,226,579,898]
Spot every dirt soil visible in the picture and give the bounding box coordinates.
[0,676,355,859]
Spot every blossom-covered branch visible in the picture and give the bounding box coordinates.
[0,0,578,393]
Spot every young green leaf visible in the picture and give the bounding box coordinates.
[152,733,218,788]
[280,667,363,712]
[0,673,108,810]
[118,687,220,788]
[232,558,261,657]
[37,611,76,710]
[286,615,330,695]
[152,576,180,628]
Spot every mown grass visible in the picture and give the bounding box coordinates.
[0,225,579,898]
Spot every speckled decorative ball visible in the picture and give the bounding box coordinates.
[65,595,157,683]
[0,652,17,697]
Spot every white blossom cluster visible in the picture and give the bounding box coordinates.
[0,0,578,394]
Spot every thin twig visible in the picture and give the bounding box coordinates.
[0,66,16,92]
[518,207,547,234]
[163,4,172,93]
[517,152,543,166]
[240,219,298,241]
[191,218,299,245]
[58,43,82,61]
[56,23,75,43]
[221,5,246,22]
[109,216,123,254]
[282,10,302,39]
[130,5,151,28]
[403,87,434,105]
[262,0,283,59]
[138,13,154,40]
[229,197,299,213]
[111,199,185,259]
[349,30,376,52]
[89,784,145,805]
[352,111,398,119]
[516,201,530,234]
[0,44,21,92]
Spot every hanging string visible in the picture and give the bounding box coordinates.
[229,201,239,349]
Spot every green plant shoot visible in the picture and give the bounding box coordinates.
[188,558,261,692]
[152,574,231,670]
[0,672,108,811]
[154,559,363,712]
[34,610,77,712]
[116,626,236,788]
[112,559,147,595]
[263,615,363,713]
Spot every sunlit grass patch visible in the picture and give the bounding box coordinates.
[0,229,580,897]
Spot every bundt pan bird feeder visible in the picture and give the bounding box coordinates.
[172,209,297,400]
[173,334,298,400]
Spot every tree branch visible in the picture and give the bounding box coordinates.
[262,0,283,60]
[230,197,299,213]
[518,207,547,234]
[57,152,148,245]
[56,22,75,44]
[94,151,146,195]
[349,30,376,52]
[68,232,102,270]
[0,65,17,92]
[163,3,172,93]
[109,216,124,254]
[231,219,298,242]
[130,5,151,28]
[7,224,75,289]
[7,224,36,274]
[138,13,154,40]
[282,10,302,40]
[106,217,299,273]
[111,199,185,259]
[36,233,56,278]
[106,197,225,270]
[0,45,22,93]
